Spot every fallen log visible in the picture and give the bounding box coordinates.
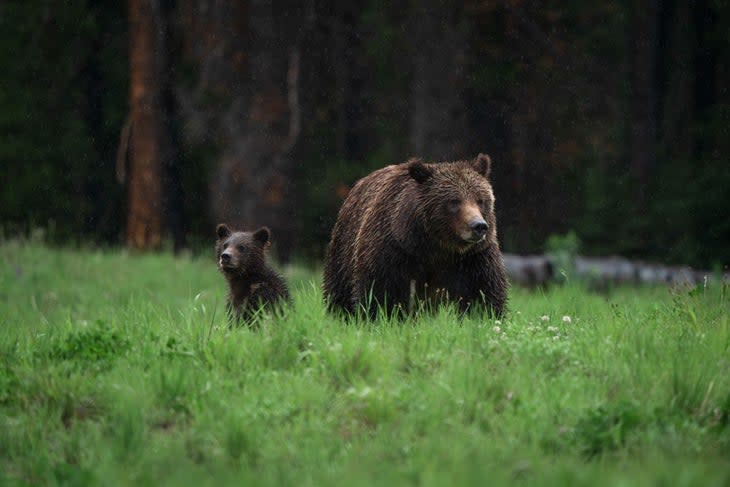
[503,254,553,288]
[502,253,729,289]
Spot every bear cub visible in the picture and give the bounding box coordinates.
[215,223,290,323]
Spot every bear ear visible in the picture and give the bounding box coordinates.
[252,227,271,248]
[408,161,433,184]
[471,153,492,178]
[216,223,231,239]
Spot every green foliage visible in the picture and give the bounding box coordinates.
[545,231,581,283]
[0,1,127,242]
[1,242,730,484]
[574,401,644,458]
[48,325,130,367]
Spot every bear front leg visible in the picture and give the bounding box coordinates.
[352,266,412,319]
[451,249,508,318]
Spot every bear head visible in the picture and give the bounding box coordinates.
[407,153,497,253]
[215,224,271,275]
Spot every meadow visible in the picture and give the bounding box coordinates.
[1,240,729,486]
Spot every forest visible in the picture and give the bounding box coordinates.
[1,1,729,268]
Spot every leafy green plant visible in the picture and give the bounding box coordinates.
[574,401,643,458]
[546,231,581,283]
[49,325,130,369]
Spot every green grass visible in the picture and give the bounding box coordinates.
[1,240,729,486]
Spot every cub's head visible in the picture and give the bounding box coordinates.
[408,153,497,252]
[215,224,271,275]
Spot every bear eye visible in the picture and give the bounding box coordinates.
[476,198,485,207]
[447,199,461,213]
[237,245,246,253]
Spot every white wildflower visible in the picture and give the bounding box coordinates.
[346,386,372,398]
[547,326,559,333]
[562,315,572,323]
[493,326,502,334]
[541,315,550,321]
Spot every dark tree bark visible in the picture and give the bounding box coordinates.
[408,1,468,160]
[502,1,549,251]
[160,0,187,253]
[206,0,306,260]
[126,0,166,250]
[162,70,186,253]
[79,5,105,235]
[627,0,661,207]
[124,0,184,251]
[658,1,694,162]
[692,0,719,159]
[333,2,349,159]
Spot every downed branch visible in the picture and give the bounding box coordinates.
[503,253,730,288]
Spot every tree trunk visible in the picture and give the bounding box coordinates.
[333,2,348,159]
[659,1,694,162]
[127,0,166,250]
[160,0,187,253]
[692,0,718,159]
[408,1,468,160]
[503,1,541,252]
[628,0,660,207]
[208,0,305,261]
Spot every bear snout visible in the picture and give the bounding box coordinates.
[456,203,488,243]
[469,218,488,237]
[219,252,234,269]
[460,217,487,243]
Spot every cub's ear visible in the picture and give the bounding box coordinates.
[216,223,231,239]
[252,227,271,248]
[471,153,492,178]
[408,160,433,184]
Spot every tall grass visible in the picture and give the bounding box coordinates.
[1,241,729,486]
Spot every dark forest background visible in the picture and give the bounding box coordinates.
[1,1,728,268]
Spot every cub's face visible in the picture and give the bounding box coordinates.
[408,154,497,252]
[215,224,271,275]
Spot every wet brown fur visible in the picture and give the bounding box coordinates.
[323,154,508,317]
[215,224,290,324]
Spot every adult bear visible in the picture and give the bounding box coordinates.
[323,154,508,318]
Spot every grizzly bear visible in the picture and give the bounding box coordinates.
[215,224,290,323]
[323,154,508,318]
